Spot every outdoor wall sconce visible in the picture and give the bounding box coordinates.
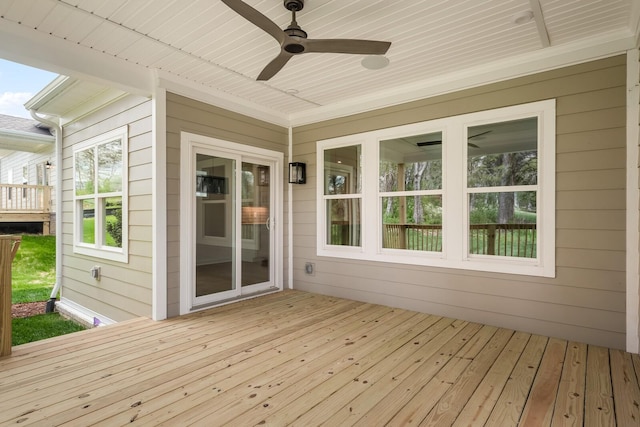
[289,162,306,184]
[45,161,52,169]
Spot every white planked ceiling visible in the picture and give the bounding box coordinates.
[0,0,638,125]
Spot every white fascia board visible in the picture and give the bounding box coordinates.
[155,71,290,128]
[0,19,153,97]
[24,74,130,126]
[24,75,74,111]
[289,30,636,127]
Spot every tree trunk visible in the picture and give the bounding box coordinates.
[498,153,516,223]
[412,162,428,223]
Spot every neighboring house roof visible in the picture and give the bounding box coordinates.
[0,113,54,155]
[0,114,51,136]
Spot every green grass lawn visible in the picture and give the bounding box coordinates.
[12,235,56,303]
[10,234,87,345]
[12,313,85,346]
[82,216,118,246]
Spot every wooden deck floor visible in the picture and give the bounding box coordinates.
[1,291,639,426]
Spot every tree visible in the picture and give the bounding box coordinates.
[411,162,428,223]
[105,206,123,248]
[498,153,516,224]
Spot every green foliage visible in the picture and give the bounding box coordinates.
[515,210,537,223]
[12,313,86,346]
[469,205,498,224]
[106,207,123,247]
[382,196,442,225]
[12,235,56,303]
[83,216,118,246]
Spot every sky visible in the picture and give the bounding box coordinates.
[0,59,58,119]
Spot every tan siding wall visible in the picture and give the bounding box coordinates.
[165,93,288,317]
[292,55,627,349]
[61,95,153,321]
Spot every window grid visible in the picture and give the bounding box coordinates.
[73,126,128,263]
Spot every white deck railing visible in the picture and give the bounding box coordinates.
[0,184,51,213]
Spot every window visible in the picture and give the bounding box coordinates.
[466,118,538,259]
[73,126,128,262]
[323,145,362,247]
[36,162,50,186]
[317,100,555,277]
[380,131,443,252]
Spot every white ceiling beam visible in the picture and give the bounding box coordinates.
[530,0,550,48]
[630,0,640,47]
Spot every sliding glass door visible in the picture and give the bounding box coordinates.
[181,133,282,313]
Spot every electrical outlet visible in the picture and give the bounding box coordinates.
[90,266,101,280]
[304,262,315,276]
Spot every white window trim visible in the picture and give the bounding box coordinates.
[73,126,129,263]
[317,100,555,278]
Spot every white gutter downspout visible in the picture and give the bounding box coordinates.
[29,110,62,312]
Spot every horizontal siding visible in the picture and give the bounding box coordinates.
[165,92,288,317]
[61,94,153,320]
[291,55,627,349]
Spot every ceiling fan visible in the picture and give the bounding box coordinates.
[416,131,492,149]
[221,0,392,81]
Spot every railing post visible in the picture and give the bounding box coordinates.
[487,224,496,255]
[0,236,21,357]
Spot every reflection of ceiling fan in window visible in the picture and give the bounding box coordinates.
[416,131,492,149]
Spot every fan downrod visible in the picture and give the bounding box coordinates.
[283,0,306,53]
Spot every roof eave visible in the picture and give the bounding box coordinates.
[24,75,76,113]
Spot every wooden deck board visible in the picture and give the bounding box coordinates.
[551,341,587,426]
[0,290,638,426]
[584,346,615,427]
[452,330,531,426]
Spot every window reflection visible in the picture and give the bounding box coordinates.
[467,117,538,258]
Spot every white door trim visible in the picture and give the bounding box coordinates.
[179,132,284,315]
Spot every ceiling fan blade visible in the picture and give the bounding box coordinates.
[304,39,391,55]
[221,0,285,44]
[468,130,491,139]
[257,51,294,80]
[417,140,480,148]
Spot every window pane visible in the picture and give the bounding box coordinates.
[104,196,123,248]
[81,199,95,244]
[75,148,95,196]
[324,145,361,195]
[326,199,361,246]
[98,139,123,193]
[382,195,442,251]
[467,118,537,188]
[241,169,255,200]
[469,191,537,258]
[380,132,442,191]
